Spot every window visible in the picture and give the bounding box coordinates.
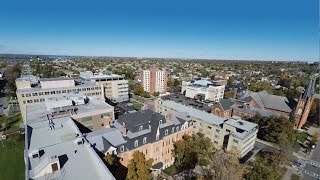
[214,141,218,144]
[50,91,55,94]
[45,92,49,95]
[27,100,33,104]
[226,129,231,133]
[26,93,31,97]
[82,88,87,91]
[82,116,92,122]
[172,127,175,133]
[216,129,220,133]
[134,140,138,147]
[23,101,26,104]
[165,129,168,135]
[215,135,219,138]
[67,90,72,93]
[120,146,124,152]
[159,120,162,125]
[21,94,25,97]
[176,126,179,131]
[143,137,147,144]
[40,98,45,102]
[156,135,159,140]
[139,126,143,131]
[39,92,44,96]
[62,90,66,93]
[101,113,110,118]
[34,99,39,103]
[56,91,61,94]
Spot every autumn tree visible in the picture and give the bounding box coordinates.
[247,156,282,180]
[133,85,144,96]
[5,64,21,96]
[126,151,153,180]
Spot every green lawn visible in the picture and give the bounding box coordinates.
[0,139,25,180]
[295,131,308,143]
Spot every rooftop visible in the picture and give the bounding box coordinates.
[224,116,257,132]
[162,100,226,126]
[80,71,123,80]
[161,93,212,112]
[25,98,115,180]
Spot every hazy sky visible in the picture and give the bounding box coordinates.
[0,0,317,61]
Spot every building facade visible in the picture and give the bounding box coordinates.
[86,110,193,170]
[211,99,234,118]
[80,71,129,102]
[141,67,168,94]
[154,98,257,158]
[181,80,225,102]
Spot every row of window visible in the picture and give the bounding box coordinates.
[22,92,102,104]
[21,87,101,97]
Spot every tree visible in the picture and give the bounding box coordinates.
[224,91,234,99]
[133,85,144,96]
[173,79,181,86]
[5,64,21,96]
[152,91,160,97]
[126,151,153,180]
[104,154,115,166]
[141,91,150,98]
[167,77,174,87]
[247,156,281,180]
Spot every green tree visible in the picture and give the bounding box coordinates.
[5,64,21,96]
[133,85,144,96]
[126,151,153,180]
[248,156,281,180]
[141,91,150,98]
[167,77,174,87]
[173,79,181,86]
[152,91,160,97]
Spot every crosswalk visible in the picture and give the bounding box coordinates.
[300,160,320,179]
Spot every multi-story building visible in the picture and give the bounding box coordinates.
[141,67,168,94]
[16,77,103,121]
[25,93,115,180]
[44,93,115,132]
[154,98,257,158]
[86,109,193,172]
[181,80,225,102]
[80,71,129,102]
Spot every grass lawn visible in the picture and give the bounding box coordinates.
[0,138,25,180]
[295,131,308,143]
[163,165,177,175]
[291,173,301,180]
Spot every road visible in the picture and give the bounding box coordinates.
[300,141,320,180]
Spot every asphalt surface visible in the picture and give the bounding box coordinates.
[300,141,320,180]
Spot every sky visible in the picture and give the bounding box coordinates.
[0,0,318,61]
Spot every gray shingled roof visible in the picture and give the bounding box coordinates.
[240,90,295,113]
[219,99,234,110]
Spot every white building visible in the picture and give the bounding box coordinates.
[181,80,225,102]
[80,71,129,102]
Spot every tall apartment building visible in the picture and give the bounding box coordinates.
[86,109,193,172]
[154,98,257,158]
[16,77,103,121]
[80,71,129,102]
[25,93,115,180]
[141,67,168,94]
[181,80,225,102]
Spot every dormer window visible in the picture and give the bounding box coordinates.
[159,120,162,125]
[172,127,175,133]
[143,137,147,144]
[165,129,168,135]
[123,122,125,127]
[139,125,143,131]
[134,140,138,147]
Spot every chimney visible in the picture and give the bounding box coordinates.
[120,127,128,136]
[166,112,173,122]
